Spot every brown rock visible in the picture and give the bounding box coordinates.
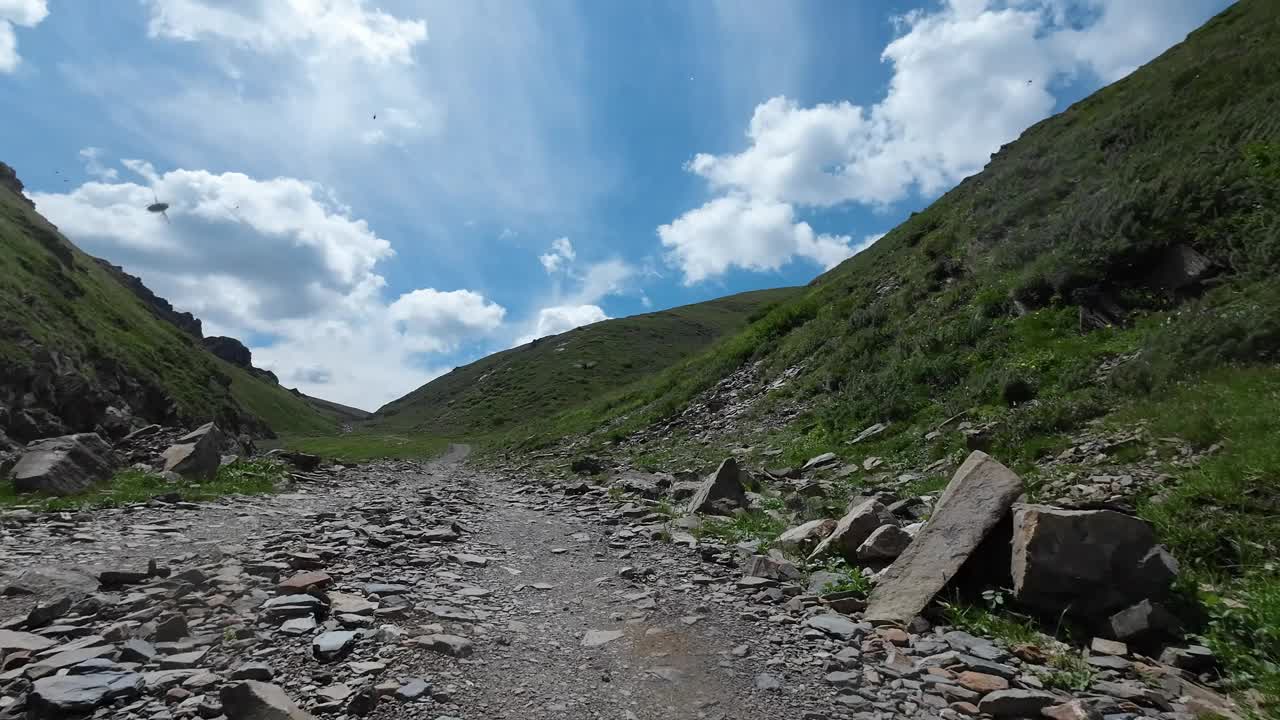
[950,701,981,716]
[277,572,333,595]
[957,671,1010,694]
[685,458,749,515]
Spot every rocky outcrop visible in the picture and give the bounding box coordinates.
[95,259,204,339]
[203,336,253,367]
[1011,504,1179,617]
[865,451,1024,626]
[10,432,116,495]
[0,161,33,207]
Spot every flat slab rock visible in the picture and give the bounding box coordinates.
[865,451,1024,625]
[29,671,145,714]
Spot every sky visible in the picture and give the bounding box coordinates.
[0,0,1231,411]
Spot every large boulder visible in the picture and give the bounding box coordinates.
[162,422,225,480]
[686,458,749,515]
[775,518,837,554]
[10,432,115,496]
[807,499,895,563]
[865,451,1024,626]
[1011,504,1178,616]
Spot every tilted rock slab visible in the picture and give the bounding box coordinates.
[11,432,115,495]
[865,451,1024,625]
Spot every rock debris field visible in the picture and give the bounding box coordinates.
[0,445,1244,720]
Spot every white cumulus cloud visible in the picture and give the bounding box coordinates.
[144,0,427,65]
[515,305,609,347]
[663,0,1227,283]
[658,194,854,285]
[539,237,576,274]
[0,0,48,73]
[30,159,506,410]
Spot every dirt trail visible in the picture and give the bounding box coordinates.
[1,447,843,719]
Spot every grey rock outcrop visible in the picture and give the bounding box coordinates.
[10,432,115,495]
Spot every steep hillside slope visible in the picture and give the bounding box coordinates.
[509,1,1280,704]
[546,0,1279,452]
[0,163,336,444]
[370,287,798,436]
[294,390,372,423]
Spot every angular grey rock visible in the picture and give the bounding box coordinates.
[220,680,315,719]
[0,628,58,652]
[802,614,866,640]
[801,452,838,471]
[29,671,144,715]
[581,629,626,648]
[865,451,1024,625]
[754,673,784,691]
[231,663,275,681]
[856,524,913,561]
[806,571,846,595]
[808,499,896,562]
[977,689,1062,717]
[396,679,430,701]
[775,518,836,554]
[162,422,225,480]
[11,433,115,496]
[686,458,750,515]
[1107,599,1180,641]
[280,617,318,635]
[1011,504,1178,616]
[120,638,157,663]
[415,633,474,658]
[312,631,357,662]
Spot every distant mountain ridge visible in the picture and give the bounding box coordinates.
[370,287,800,437]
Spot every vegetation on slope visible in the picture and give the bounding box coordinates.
[497,0,1280,705]
[0,173,335,437]
[369,287,798,436]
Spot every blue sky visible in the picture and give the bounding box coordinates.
[0,0,1229,409]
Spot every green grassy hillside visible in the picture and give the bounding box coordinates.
[542,0,1280,450]
[369,287,798,436]
[511,0,1280,704]
[0,171,335,437]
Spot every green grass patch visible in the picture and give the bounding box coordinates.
[693,510,788,551]
[0,459,285,510]
[941,598,1043,647]
[281,433,450,461]
[1117,367,1280,709]
[814,558,874,597]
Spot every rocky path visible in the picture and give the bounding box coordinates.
[0,447,846,720]
[0,446,1238,720]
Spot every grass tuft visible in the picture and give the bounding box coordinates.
[0,458,286,510]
